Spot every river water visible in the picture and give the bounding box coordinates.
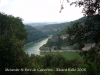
[24,38,49,55]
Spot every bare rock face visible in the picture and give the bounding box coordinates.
[82,43,95,51]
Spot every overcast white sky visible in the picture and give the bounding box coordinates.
[0,0,83,23]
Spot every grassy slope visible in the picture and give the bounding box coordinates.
[40,52,83,60]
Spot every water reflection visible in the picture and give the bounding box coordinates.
[25,38,49,55]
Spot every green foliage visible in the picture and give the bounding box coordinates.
[44,15,99,51]
[36,22,70,35]
[85,15,100,45]
[66,15,100,48]
[40,52,82,60]
[79,62,97,75]
[65,15,100,74]
[0,12,27,75]
[24,25,47,44]
[82,46,100,73]
[0,11,99,75]
[42,17,86,50]
[36,17,86,36]
[66,22,85,49]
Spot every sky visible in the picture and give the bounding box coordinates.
[0,0,84,23]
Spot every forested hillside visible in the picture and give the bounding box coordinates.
[24,25,47,44]
[26,17,86,36]
[24,17,86,44]
[40,17,86,50]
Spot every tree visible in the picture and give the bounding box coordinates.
[60,0,100,16]
[0,13,27,75]
[60,0,100,73]
[66,22,85,49]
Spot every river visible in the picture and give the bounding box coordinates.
[24,38,49,55]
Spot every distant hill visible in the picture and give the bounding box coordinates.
[24,22,60,27]
[40,17,87,50]
[37,22,70,35]
[24,25,48,44]
[25,23,47,27]
[24,17,86,36]
[24,17,86,45]
[24,22,70,35]
[37,17,86,35]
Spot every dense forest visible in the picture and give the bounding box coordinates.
[40,17,86,50]
[24,25,47,44]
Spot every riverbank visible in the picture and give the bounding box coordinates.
[40,50,80,52]
[24,37,48,47]
[24,37,50,55]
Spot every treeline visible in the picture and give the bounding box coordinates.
[24,25,47,44]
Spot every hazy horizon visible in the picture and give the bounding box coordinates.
[0,0,83,23]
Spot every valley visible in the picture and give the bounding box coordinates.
[24,17,86,60]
